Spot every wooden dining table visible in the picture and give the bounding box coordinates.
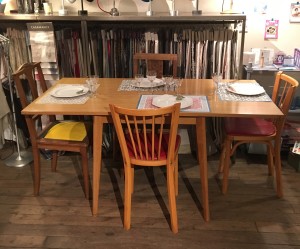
[21,77,284,222]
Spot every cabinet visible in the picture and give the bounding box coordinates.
[243,66,300,116]
[0,12,246,78]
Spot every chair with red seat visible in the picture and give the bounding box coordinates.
[109,103,181,233]
[219,71,299,197]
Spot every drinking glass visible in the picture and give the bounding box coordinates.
[162,75,173,93]
[134,73,144,88]
[87,75,99,98]
[146,70,157,94]
[212,72,223,94]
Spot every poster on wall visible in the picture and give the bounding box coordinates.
[290,3,300,22]
[264,19,279,39]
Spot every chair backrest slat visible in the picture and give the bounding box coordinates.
[110,103,180,164]
[133,53,178,78]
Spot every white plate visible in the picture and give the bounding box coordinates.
[51,86,89,98]
[131,78,164,88]
[152,94,193,109]
[226,83,265,96]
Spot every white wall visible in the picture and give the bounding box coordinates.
[47,0,299,56]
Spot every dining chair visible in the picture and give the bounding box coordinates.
[109,103,181,233]
[13,62,91,199]
[219,71,299,197]
[133,53,178,78]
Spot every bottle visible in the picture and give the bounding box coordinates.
[259,52,264,68]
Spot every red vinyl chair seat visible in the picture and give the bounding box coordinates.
[126,133,181,160]
[225,117,276,137]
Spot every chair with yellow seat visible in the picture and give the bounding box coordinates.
[133,53,178,78]
[13,62,91,199]
[219,71,299,197]
[109,103,181,233]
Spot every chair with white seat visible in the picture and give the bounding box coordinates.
[13,62,91,199]
[219,71,299,197]
[109,103,181,233]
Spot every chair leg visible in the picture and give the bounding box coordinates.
[174,155,179,196]
[274,139,283,197]
[266,144,274,176]
[80,148,90,200]
[124,164,133,230]
[130,166,134,194]
[222,138,232,194]
[51,151,58,172]
[32,147,41,196]
[218,144,226,173]
[166,163,178,233]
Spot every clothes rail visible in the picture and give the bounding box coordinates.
[0,34,32,167]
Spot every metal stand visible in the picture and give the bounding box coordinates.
[78,0,88,15]
[0,35,33,167]
[192,0,202,15]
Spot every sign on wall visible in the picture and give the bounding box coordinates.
[290,3,300,22]
[264,19,279,39]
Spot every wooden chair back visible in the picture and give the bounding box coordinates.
[272,71,299,116]
[133,53,178,78]
[13,62,90,199]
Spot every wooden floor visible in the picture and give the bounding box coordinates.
[0,143,300,249]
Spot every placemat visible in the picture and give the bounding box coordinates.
[118,79,174,92]
[37,84,91,104]
[137,95,210,113]
[218,82,272,102]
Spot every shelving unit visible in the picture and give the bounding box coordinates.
[0,12,246,78]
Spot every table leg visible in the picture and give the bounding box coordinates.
[92,116,104,216]
[274,118,284,198]
[196,117,210,222]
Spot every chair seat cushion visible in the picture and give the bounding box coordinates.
[125,133,181,160]
[44,121,87,141]
[225,117,276,136]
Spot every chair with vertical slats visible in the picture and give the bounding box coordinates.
[133,53,178,78]
[109,103,181,233]
[219,71,299,197]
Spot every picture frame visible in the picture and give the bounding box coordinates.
[290,3,300,22]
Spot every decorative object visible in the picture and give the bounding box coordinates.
[170,0,178,16]
[110,0,119,16]
[0,3,6,13]
[264,19,279,39]
[59,0,68,15]
[78,0,88,15]
[192,0,202,15]
[221,0,240,14]
[290,3,300,23]
[146,0,153,16]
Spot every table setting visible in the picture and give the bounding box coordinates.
[37,76,100,104]
[215,81,272,102]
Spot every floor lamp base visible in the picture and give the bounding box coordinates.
[4,151,33,167]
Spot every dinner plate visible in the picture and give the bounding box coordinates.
[226,83,265,96]
[152,94,193,109]
[51,86,89,98]
[131,78,164,88]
